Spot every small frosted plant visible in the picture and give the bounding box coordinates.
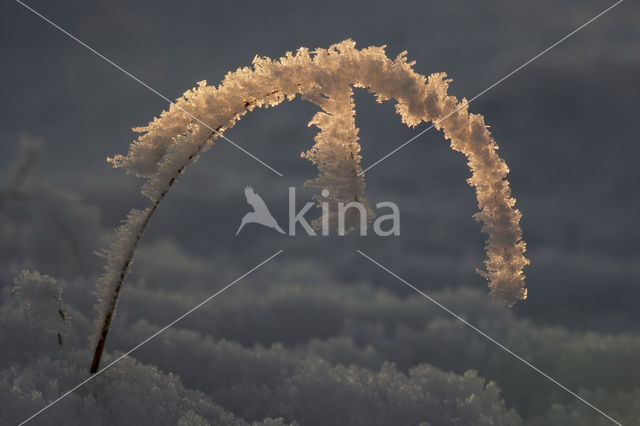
[13,270,70,345]
[90,40,528,372]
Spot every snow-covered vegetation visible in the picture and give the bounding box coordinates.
[2,271,639,425]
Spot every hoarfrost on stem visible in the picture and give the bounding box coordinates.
[91,39,528,371]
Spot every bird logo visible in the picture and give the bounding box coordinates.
[236,186,285,235]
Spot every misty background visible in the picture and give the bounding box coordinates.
[1,0,638,424]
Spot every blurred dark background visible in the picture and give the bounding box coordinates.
[1,0,638,336]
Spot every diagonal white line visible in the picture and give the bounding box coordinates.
[14,0,284,177]
[355,249,623,426]
[18,249,284,426]
[359,0,624,176]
